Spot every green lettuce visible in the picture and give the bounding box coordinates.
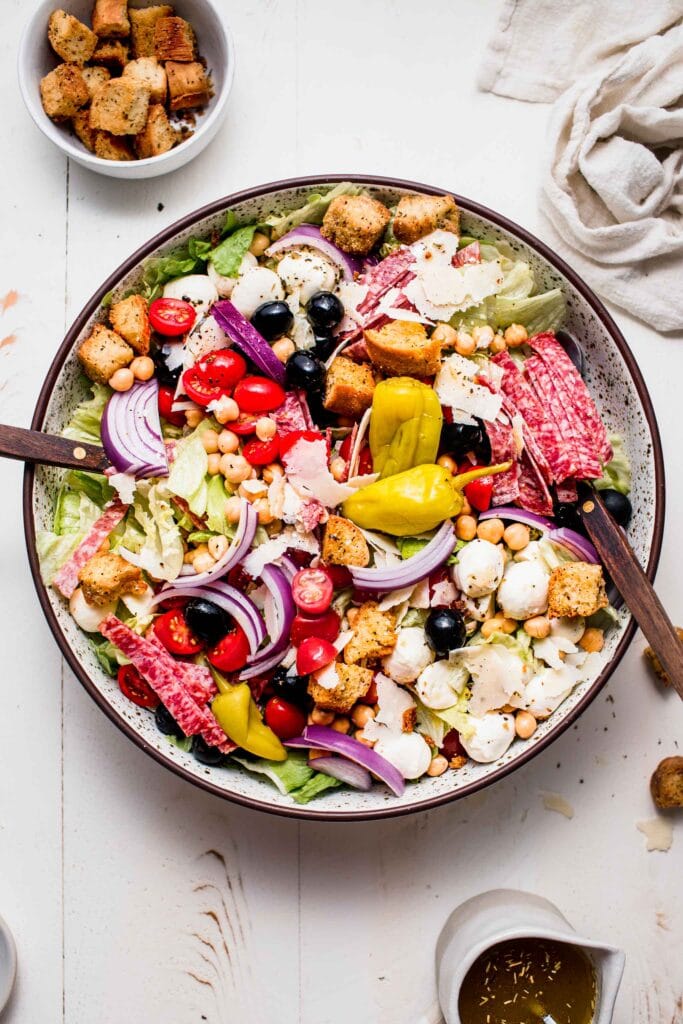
[205,475,234,535]
[62,383,109,445]
[265,182,364,240]
[432,690,475,740]
[53,489,102,536]
[90,635,122,676]
[209,225,257,278]
[36,533,82,585]
[493,289,565,334]
[594,434,631,496]
[232,751,344,803]
[141,241,208,300]
[64,469,113,506]
[37,490,103,584]
[121,482,184,581]
[167,432,209,516]
[379,210,400,257]
[292,773,343,804]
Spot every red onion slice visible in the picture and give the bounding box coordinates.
[349,521,455,593]
[285,726,405,796]
[310,755,372,791]
[548,527,599,564]
[239,564,296,680]
[479,506,554,531]
[265,224,362,282]
[101,380,168,478]
[171,499,258,589]
[150,581,266,654]
[213,300,286,385]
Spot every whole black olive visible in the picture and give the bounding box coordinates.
[307,291,344,331]
[270,667,309,706]
[192,735,228,766]
[425,608,466,658]
[251,301,294,341]
[312,331,336,361]
[285,351,326,393]
[155,704,185,738]
[440,420,491,463]
[185,598,231,645]
[553,501,585,534]
[600,488,632,527]
[152,346,182,388]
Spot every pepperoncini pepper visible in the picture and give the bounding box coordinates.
[209,665,286,761]
[369,377,443,478]
[341,462,511,536]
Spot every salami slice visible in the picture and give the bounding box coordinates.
[356,248,416,316]
[145,629,216,704]
[517,449,554,515]
[555,480,578,503]
[484,415,520,505]
[272,392,310,436]
[524,356,602,479]
[452,241,481,267]
[53,500,128,599]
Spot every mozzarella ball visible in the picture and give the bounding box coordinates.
[381,627,434,684]
[374,731,432,779]
[163,275,219,319]
[460,712,515,763]
[277,249,337,304]
[454,539,505,598]
[415,660,469,710]
[207,252,257,298]
[69,588,116,632]
[496,561,549,620]
[230,267,284,318]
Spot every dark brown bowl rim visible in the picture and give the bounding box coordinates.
[23,174,665,821]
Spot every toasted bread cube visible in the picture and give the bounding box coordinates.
[393,193,460,245]
[109,294,151,354]
[154,15,195,61]
[122,57,167,103]
[323,356,375,418]
[72,109,97,152]
[40,64,89,121]
[129,4,173,57]
[322,515,369,568]
[344,602,397,664]
[651,756,683,809]
[308,662,374,714]
[90,79,150,135]
[94,131,134,161]
[78,323,133,382]
[321,195,390,256]
[81,66,111,102]
[92,0,130,37]
[134,103,177,158]
[166,60,211,110]
[48,10,97,63]
[644,627,683,687]
[92,38,129,69]
[79,552,145,607]
[547,562,608,619]
[364,320,441,377]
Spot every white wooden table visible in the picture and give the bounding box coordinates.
[1,2,681,1021]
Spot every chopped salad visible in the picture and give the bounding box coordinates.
[38,182,631,804]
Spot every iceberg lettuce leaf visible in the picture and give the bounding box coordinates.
[62,383,109,445]
[493,289,565,334]
[594,434,631,496]
[265,182,364,240]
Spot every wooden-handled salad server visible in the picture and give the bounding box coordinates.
[0,423,110,472]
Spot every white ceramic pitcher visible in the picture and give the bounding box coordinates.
[436,889,625,1024]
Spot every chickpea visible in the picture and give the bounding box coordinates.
[471,325,494,348]
[199,429,219,454]
[183,549,196,564]
[504,323,529,348]
[130,355,155,381]
[193,551,216,574]
[331,716,351,734]
[460,496,472,516]
[489,333,507,354]
[185,408,203,428]
[481,616,517,639]
[454,331,476,356]
[523,615,550,639]
[255,417,277,441]
[217,429,239,454]
[225,496,243,523]
[351,704,376,728]
[515,710,538,739]
[427,754,449,777]
[432,322,457,347]
[503,522,530,551]
[207,452,222,475]
[477,517,505,543]
[307,747,328,761]
[311,707,334,726]
[329,456,347,482]
[213,396,240,424]
[579,627,604,653]
[208,535,229,561]
[262,462,284,484]
[354,729,376,748]
[109,367,134,392]
[249,231,270,257]
[272,337,295,363]
[437,454,457,474]
[221,453,251,484]
[455,514,477,541]
[254,498,274,525]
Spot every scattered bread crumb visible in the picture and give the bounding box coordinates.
[636,817,673,853]
[540,791,574,819]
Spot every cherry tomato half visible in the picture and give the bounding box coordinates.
[280,430,325,459]
[296,636,337,675]
[149,297,196,337]
[291,609,341,647]
[153,609,204,655]
[117,664,159,708]
[158,384,186,427]
[207,625,250,673]
[230,414,260,436]
[291,568,333,615]
[264,697,307,740]
[242,436,280,466]
[357,445,373,475]
[459,462,494,512]
[182,349,247,407]
[339,434,353,462]
[233,376,286,414]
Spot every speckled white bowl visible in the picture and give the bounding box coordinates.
[18,0,235,179]
[24,176,665,819]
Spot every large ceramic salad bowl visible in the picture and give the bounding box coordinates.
[23,175,664,820]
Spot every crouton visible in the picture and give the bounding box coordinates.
[154,16,195,61]
[129,4,173,58]
[94,131,134,161]
[547,562,608,619]
[81,66,111,102]
[92,0,130,38]
[109,294,151,353]
[72,109,97,152]
[644,627,683,687]
[323,356,375,418]
[308,662,374,714]
[77,323,133,383]
[40,64,89,121]
[133,102,177,158]
[344,602,397,664]
[92,38,129,69]
[90,79,150,135]
[364,320,441,377]
[650,757,683,809]
[48,10,97,63]
[122,57,167,103]
[322,515,369,568]
[393,193,460,245]
[321,194,390,256]
[165,61,211,110]
[79,552,145,607]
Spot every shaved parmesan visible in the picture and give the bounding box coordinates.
[108,472,137,504]
[541,791,575,819]
[405,259,504,321]
[435,353,503,422]
[367,673,416,735]
[636,817,673,853]
[455,644,533,716]
[241,527,319,577]
[283,438,358,507]
[312,662,340,691]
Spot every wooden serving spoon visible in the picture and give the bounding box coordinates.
[0,423,110,473]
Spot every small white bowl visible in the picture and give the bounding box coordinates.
[18,0,235,179]
[0,913,17,1014]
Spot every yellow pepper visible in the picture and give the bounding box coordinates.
[209,666,286,761]
[342,462,511,536]
[369,377,443,479]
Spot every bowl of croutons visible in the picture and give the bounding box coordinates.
[18,0,235,178]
